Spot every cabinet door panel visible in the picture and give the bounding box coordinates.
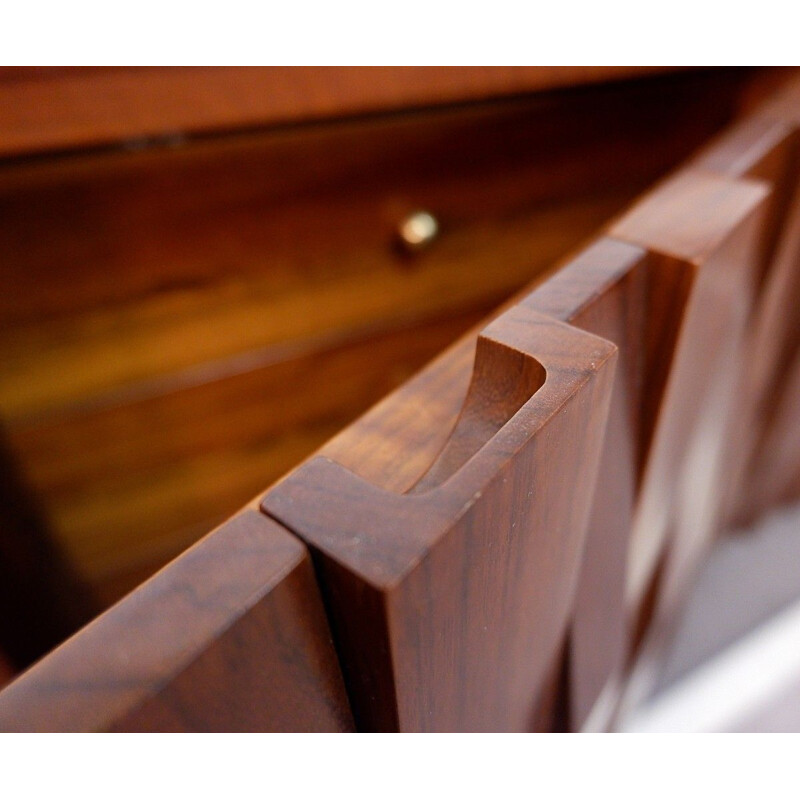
[0,510,353,732]
[263,294,618,731]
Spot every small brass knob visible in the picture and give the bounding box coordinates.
[397,210,439,253]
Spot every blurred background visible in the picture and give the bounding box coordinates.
[1,67,798,729]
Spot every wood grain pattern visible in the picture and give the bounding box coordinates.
[544,78,800,725]
[1,70,745,605]
[743,81,800,514]
[0,66,682,158]
[584,167,778,722]
[0,193,624,421]
[262,301,618,731]
[3,70,799,732]
[12,309,487,595]
[610,170,771,619]
[696,80,800,524]
[252,153,778,732]
[685,106,800,528]
[0,74,739,413]
[524,238,688,729]
[0,510,353,732]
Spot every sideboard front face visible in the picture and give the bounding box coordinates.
[2,67,799,731]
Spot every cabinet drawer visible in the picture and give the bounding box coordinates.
[2,68,800,731]
[0,69,753,604]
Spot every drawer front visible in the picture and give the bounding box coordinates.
[0,70,750,605]
[2,71,800,731]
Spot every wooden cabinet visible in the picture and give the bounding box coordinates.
[1,67,799,731]
[2,68,755,607]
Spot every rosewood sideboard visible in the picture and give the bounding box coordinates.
[0,67,798,731]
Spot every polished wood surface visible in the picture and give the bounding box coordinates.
[692,81,800,525]
[0,69,746,607]
[0,510,353,731]
[0,66,681,158]
[261,74,800,730]
[2,69,800,731]
[525,239,667,728]
[612,169,769,616]
[262,300,617,731]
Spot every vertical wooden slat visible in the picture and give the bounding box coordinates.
[524,168,773,730]
[606,170,772,716]
[3,70,799,734]
[262,303,618,731]
[610,171,770,612]
[688,109,800,527]
[525,238,690,729]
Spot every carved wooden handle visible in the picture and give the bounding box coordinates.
[262,303,618,731]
